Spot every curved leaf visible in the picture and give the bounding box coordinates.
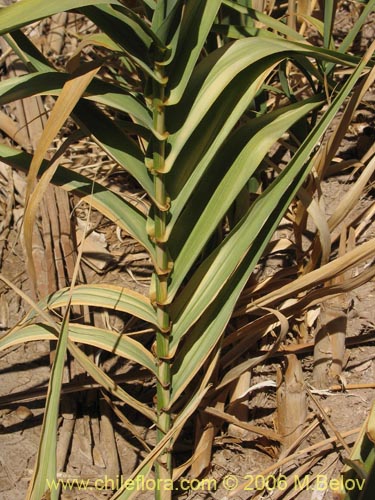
[24,284,157,327]
[0,72,153,131]
[0,0,121,35]
[68,323,156,375]
[164,37,358,172]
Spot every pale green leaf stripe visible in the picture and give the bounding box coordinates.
[0,0,120,35]
[0,72,153,131]
[168,98,322,304]
[165,0,222,105]
[165,37,358,172]
[24,284,157,326]
[28,308,71,500]
[169,40,372,353]
[0,145,155,259]
[0,324,52,350]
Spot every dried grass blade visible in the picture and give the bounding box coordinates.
[318,63,375,177]
[228,429,360,497]
[23,65,100,286]
[328,155,375,232]
[204,406,281,442]
[217,307,288,390]
[244,239,375,313]
[298,186,331,265]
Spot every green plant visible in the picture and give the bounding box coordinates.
[0,1,374,499]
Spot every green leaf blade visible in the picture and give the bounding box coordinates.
[0,0,121,35]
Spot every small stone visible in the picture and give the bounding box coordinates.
[15,406,33,421]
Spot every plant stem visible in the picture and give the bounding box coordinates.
[152,65,172,499]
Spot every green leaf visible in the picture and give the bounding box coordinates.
[165,0,222,104]
[165,39,299,173]
[323,0,336,50]
[167,97,323,304]
[165,57,277,219]
[164,37,358,173]
[69,324,156,375]
[0,322,156,376]
[0,0,121,35]
[27,305,71,500]
[81,4,165,81]
[168,37,372,351]
[0,145,155,259]
[170,299,229,405]
[0,72,153,132]
[4,30,54,73]
[24,284,157,327]
[152,1,184,65]
[152,0,181,32]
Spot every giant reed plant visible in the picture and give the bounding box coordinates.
[0,1,374,499]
